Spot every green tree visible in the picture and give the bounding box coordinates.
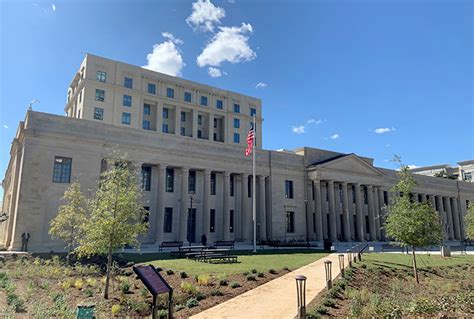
[384,156,443,284]
[465,204,474,239]
[75,157,148,299]
[49,181,88,264]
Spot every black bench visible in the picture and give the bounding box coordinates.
[381,243,404,252]
[213,240,235,250]
[159,241,183,252]
[451,245,467,255]
[203,254,238,263]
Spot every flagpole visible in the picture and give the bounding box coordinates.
[252,114,257,253]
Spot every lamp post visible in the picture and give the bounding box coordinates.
[295,275,307,319]
[338,254,345,278]
[324,260,332,290]
[346,249,352,268]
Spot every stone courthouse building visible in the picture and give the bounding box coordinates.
[1,54,473,252]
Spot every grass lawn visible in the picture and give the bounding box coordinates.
[362,252,474,270]
[121,249,329,276]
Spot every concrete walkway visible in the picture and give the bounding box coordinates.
[191,253,345,319]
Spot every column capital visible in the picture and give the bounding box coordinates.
[181,166,190,173]
[223,171,231,178]
[203,169,212,175]
[341,181,348,186]
[327,180,334,186]
[157,163,166,171]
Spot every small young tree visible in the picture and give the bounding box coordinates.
[465,204,474,239]
[75,157,148,299]
[49,181,88,264]
[385,156,443,284]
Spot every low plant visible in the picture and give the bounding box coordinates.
[210,289,224,296]
[230,282,241,288]
[174,304,186,312]
[111,304,122,316]
[157,309,168,318]
[119,281,131,294]
[166,269,175,275]
[86,278,97,287]
[219,279,228,286]
[181,282,198,295]
[6,292,25,313]
[283,266,290,271]
[197,274,211,286]
[61,280,71,290]
[269,269,277,274]
[322,298,336,308]
[246,274,256,281]
[180,271,188,279]
[74,279,84,290]
[195,292,206,301]
[314,305,329,315]
[83,288,94,297]
[257,272,265,278]
[251,269,257,274]
[242,271,249,276]
[186,297,199,308]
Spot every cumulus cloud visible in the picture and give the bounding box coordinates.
[197,23,256,67]
[143,32,185,76]
[3,124,8,129]
[374,127,395,134]
[291,118,322,134]
[407,165,418,169]
[292,125,306,134]
[208,67,227,78]
[330,134,340,140]
[51,3,56,11]
[186,0,225,32]
[256,82,267,89]
[307,119,322,125]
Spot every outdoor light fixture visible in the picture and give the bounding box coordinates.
[324,260,332,290]
[346,249,352,268]
[338,254,345,278]
[295,275,307,319]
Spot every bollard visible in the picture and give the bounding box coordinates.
[338,254,345,278]
[346,249,352,268]
[324,260,333,290]
[295,275,307,319]
[358,252,361,262]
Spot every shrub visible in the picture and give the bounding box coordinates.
[407,297,440,314]
[157,309,168,318]
[269,269,277,274]
[7,293,25,313]
[230,282,241,288]
[219,279,228,286]
[186,297,199,308]
[83,288,94,297]
[181,282,198,295]
[283,266,290,271]
[111,304,122,316]
[322,298,336,308]
[174,304,185,312]
[74,279,84,290]
[195,292,206,301]
[251,269,257,274]
[140,287,149,299]
[328,286,342,299]
[211,289,224,296]
[166,269,174,275]
[246,275,256,281]
[86,278,97,287]
[314,305,329,315]
[257,272,265,278]
[119,281,131,294]
[242,271,249,276]
[61,280,71,290]
[180,271,188,279]
[197,275,211,286]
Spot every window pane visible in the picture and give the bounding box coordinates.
[234,118,240,128]
[123,95,132,107]
[148,83,156,94]
[141,166,151,191]
[233,104,240,113]
[144,104,151,115]
[210,209,216,233]
[52,156,72,183]
[201,96,208,106]
[210,172,216,195]
[184,92,192,102]
[166,168,174,192]
[94,107,104,120]
[164,207,173,233]
[124,77,133,89]
[96,71,107,83]
[163,108,169,118]
[143,120,151,130]
[233,133,240,143]
[122,112,131,125]
[216,99,223,109]
[95,89,105,102]
[167,88,174,98]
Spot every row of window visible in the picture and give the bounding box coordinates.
[161,207,235,234]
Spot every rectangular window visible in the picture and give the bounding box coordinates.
[216,99,223,109]
[285,180,294,199]
[383,191,388,205]
[163,108,169,119]
[143,206,150,225]
[123,94,132,107]
[164,207,173,233]
[213,133,217,141]
[230,174,234,196]
[233,103,240,113]
[286,211,295,233]
[148,83,156,94]
[143,120,151,130]
[141,166,151,191]
[247,176,252,197]
[211,172,216,195]
[95,89,105,102]
[363,187,368,204]
[464,172,472,182]
[198,115,202,125]
[230,210,234,233]
[144,104,151,115]
[167,88,174,98]
[210,209,216,233]
[233,133,240,144]
[124,77,133,89]
[162,124,169,133]
[250,108,256,116]
[94,107,104,120]
[52,156,72,183]
[122,112,131,125]
[200,96,208,106]
[213,118,217,128]
[198,130,202,138]
[234,118,240,128]
[96,71,107,83]
[181,111,186,122]
[188,170,196,193]
[352,186,356,203]
[180,127,185,136]
[166,168,174,192]
[184,92,192,102]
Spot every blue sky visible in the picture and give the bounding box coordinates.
[0,0,473,188]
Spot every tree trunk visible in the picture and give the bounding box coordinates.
[104,248,113,299]
[412,246,419,284]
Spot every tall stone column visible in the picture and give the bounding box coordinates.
[223,172,231,240]
[367,185,376,240]
[314,180,323,241]
[436,196,447,239]
[241,173,249,241]
[373,187,381,240]
[378,188,385,240]
[307,181,315,240]
[156,102,163,133]
[258,175,267,241]
[341,182,351,242]
[179,167,189,242]
[458,196,467,240]
[451,197,461,240]
[327,180,337,241]
[192,109,198,139]
[175,106,181,136]
[155,164,166,243]
[355,183,364,241]
[347,184,355,240]
[208,113,214,141]
[321,182,328,239]
[202,169,211,239]
[429,195,436,210]
[444,197,454,240]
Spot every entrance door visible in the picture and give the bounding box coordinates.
[187,208,196,243]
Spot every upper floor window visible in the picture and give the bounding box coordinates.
[188,170,196,193]
[143,120,151,130]
[162,124,169,133]
[94,107,104,120]
[96,71,107,83]
[216,99,223,109]
[95,89,105,102]
[124,77,133,89]
[250,108,257,117]
[285,180,294,199]
[230,174,234,196]
[233,133,240,144]
[210,172,216,195]
[148,83,156,94]
[163,108,169,119]
[286,211,295,233]
[234,118,240,128]
[167,88,174,98]
[197,115,202,125]
[53,156,72,183]
[122,112,131,125]
[464,172,472,182]
[166,168,174,192]
[181,111,186,122]
[233,104,240,113]
[123,95,132,107]
[144,104,151,115]
[141,166,151,191]
[184,92,192,102]
[201,96,208,106]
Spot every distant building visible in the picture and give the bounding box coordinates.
[410,160,474,183]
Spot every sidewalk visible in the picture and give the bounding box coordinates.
[190,253,344,319]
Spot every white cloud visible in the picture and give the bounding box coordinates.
[51,3,56,11]
[208,67,227,78]
[256,82,267,89]
[3,124,8,129]
[407,165,418,169]
[197,23,256,67]
[143,32,185,77]
[374,127,395,134]
[386,143,390,147]
[307,119,322,125]
[330,134,340,140]
[186,0,225,32]
[292,125,306,134]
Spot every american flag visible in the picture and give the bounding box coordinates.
[245,126,255,157]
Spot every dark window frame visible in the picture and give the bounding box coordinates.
[95,89,105,102]
[52,156,72,183]
[141,166,152,191]
[210,209,216,233]
[164,207,173,233]
[188,170,196,193]
[285,180,294,199]
[148,83,156,94]
[166,168,174,192]
[286,211,295,233]
[124,77,133,89]
[210,172,216,195]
